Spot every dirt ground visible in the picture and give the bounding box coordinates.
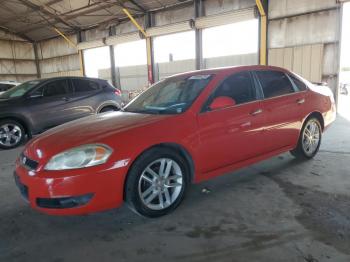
[1,115,350,262]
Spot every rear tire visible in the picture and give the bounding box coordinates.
[0,119,26,149]
[290,117,322,160]
[125,147,190,218]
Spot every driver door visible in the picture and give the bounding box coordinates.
[196,71,266,173]
[26,79,75,130]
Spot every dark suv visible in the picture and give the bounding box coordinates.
[0,76,122,149]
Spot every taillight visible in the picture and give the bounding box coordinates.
[114,89,121,96]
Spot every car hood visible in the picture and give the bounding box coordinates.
[25,111,170,159]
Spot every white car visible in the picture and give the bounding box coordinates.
[0,81,21,95]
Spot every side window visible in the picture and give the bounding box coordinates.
[289,74,307,91]
[256,71,295,98]
[72,79,100,93]
[43,80,68,97]
[211,71,256,105]
[0,84,7,92]
[0,84,14,92]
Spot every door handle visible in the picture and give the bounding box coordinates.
[62,97,70,101]
[250,109,263,116]
[296,98,305,104]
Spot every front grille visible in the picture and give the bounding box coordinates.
[14,173,29,202]
[20,153,39,171]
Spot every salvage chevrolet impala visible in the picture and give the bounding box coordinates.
[14,66,336,217]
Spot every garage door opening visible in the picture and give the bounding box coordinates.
[83,46,111,81]
[339,2,350,120]
[153,31,195,79]
[154,31,195,63]
[114,40,148,96]
[202,19,259,68]
[114,40,147,67]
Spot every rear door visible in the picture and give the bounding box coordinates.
[197,71,266,173]
[69,78,102,117]
[254,70,307,153]
[26,79,77,130]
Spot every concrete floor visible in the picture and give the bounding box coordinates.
[1,116,350,262]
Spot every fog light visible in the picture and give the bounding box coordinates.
[36,193,94,209]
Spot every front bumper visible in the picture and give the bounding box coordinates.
[14,163,127,215]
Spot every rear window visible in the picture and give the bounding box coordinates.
[0,84,14,92]
[256,70,295,99]
[72,79,100,93]
[289,74,307,91]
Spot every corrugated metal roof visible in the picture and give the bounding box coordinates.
[0,0,191,42]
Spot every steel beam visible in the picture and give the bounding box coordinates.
[18,0,79,30]
[0,26,33,42]
[194,0,204,70]
[33,42,41,78]
[256,0,268,65]
[77,31,85,77]
[109,26,118,88]
[123,8,154,84]
[122,8,147,37]
[54,28,77,48]
[128,0,147,13]
[0,0,63,25]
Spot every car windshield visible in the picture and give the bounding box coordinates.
[0,81,40,99]
[124,74,213,114]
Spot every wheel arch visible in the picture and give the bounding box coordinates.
[123,142,196,200]
[305,111,324,131]
[0,115,32,137]
[96,101,121,113]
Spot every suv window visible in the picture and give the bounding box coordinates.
[289,74,307,91]
[256,71,295,98]
[72,79,100,93]
[0,84,14,92]
[211,71,256,105]
[43,80,68,97]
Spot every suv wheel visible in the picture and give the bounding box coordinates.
[0,120,26,149]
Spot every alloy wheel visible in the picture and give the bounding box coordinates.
[138,158,183,211]
[302,120,321,156]
[0,124,22,147]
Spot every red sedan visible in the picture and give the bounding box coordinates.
[14,66,336,217]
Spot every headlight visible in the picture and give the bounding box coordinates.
[45,144,112,171]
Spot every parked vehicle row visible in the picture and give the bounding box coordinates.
[0,77,122,149]
[14,66,336,218]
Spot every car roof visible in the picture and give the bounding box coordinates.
[166,65,290,79]
[38,76,105,82]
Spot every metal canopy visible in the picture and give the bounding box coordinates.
[0,0,192,42]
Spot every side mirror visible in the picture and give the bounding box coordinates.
[209,96,236,111]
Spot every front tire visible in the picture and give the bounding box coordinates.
[290,117,322,160]
[0,120,26,149]
[125,148,189,218]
